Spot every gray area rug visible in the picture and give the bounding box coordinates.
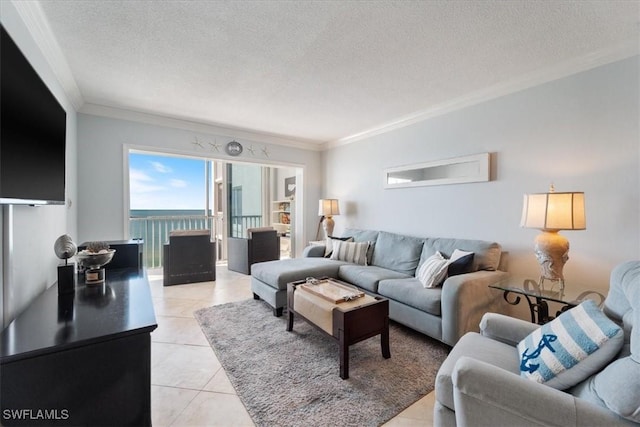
[194,299,450,427]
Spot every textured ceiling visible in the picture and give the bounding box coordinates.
[35,0,639,145]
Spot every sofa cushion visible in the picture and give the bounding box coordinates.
[378,278,442,316]
[251,258,346,290]
[421,238,502,271]
[343,228,379,243]
[338,264,410,293]
[435,331,520,411]
[517,300,623,390]
[324,235,353,257]
[448,250,475,277]
[330,240,369,265]
[416,251,450,288]
[371,231,424,275]
[342,229,378,264]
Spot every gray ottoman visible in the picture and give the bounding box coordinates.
[250,258,346,316]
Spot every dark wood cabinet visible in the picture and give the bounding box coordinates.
[0,269,157,426]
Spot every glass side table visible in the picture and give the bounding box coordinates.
[489,279,605,325]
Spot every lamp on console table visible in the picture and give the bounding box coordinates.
[318,199,340,239]
[520,184,586,295]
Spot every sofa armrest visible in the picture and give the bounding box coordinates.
[302,244,326,258]
[479,313,539,346]
[441,270,510,346]
[452,357,634,427]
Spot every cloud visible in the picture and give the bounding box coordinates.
[170,179,188,188]
[130,169,164,193]
[150,161,172,173]
[130,169,153,182]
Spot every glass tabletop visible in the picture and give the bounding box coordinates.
[490,278,605,307]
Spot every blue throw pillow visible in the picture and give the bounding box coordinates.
[517,299,623,390]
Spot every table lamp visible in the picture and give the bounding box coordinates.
[318,199,340,238]
[520,185,585,294]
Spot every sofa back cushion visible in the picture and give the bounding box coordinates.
[343,228,379,244]
[420,237,502,271]
[370,231,424,276]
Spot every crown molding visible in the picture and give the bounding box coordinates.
[79,103,325,151]
[326,41,639,150]
[12,0,84,110]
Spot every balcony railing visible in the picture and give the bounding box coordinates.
[129,214,262,268]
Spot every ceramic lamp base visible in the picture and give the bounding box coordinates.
[322,216,335,239]
[533,231,569,283]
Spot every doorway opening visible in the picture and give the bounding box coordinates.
[127,149,301,268]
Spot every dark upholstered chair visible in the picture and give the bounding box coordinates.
[227,227,280,275]
[163,230,216,286]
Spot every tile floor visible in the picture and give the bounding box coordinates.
[149,265,436,426]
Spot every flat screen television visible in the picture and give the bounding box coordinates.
[1,24,67,205]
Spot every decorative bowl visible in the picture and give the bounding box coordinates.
[76,249,116,270]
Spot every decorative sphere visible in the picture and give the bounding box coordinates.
[54,234,77,260]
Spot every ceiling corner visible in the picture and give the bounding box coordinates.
[13,0,84,110]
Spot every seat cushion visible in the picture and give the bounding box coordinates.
[338,265,410,293]
[435,332,520,411]
[378,278,442,316]
[251,258,346,290]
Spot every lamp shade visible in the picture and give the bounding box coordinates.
[318,199,340,216]
[520,191,586,231]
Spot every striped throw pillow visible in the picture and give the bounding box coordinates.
[517,299,623,389]
[330,240,369,265]
[416,251,451,288]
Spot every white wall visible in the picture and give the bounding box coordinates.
[0,2,78,326]
[324,57,639,297]
[275,167,298,201]
[76,114,322,256]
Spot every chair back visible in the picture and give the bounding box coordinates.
[249,229,279,264]
[570,261,640,423]
[603,261,640,360]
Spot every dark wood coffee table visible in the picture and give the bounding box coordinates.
[286,278,390,379]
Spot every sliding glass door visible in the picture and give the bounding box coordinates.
[128,149,300,266]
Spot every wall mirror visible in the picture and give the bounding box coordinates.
[384,153,490,189]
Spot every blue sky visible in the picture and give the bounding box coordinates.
[129,152,206,210]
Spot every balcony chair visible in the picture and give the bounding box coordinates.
[227,227,280,275]
[163,230,216,286]
[434,260,640,426]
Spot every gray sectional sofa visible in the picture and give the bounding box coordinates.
[250,228,509,346]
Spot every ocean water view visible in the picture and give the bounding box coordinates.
[130,209,211,218]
